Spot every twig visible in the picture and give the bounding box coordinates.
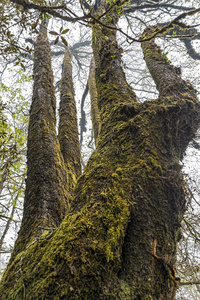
[179,280,200,286]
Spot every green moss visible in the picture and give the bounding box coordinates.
[58,48,81,192]
[1,19,200,300]
[147,155,163,172]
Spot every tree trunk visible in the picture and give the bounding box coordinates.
[1,10,200,300]
[58,48,81,193]
[10,20,69,258]
[88,57,101,145]
[0,170,7,196]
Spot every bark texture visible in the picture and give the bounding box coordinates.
[58,48,81,192]
[10,21,69,257]
[1,10,200,300]
[88,57,101,145]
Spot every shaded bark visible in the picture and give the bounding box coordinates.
[79,83,88,147]
[58,48,81,192]
[141,25,199,157]
[116,26,200,299]
[1,10,200,300]
[88,57,101,145]
[11,20,69,257]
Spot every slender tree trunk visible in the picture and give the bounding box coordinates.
[0,170,7,196]
[58,48,81,192]
[0,183,23,251]
[1,10,200,300]
[88,57,101,145]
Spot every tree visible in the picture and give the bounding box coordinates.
[0,75,29,270]
[1,1,200,299]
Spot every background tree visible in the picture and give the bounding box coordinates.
[0,73,30,274]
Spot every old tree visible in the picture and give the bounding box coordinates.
[1,0,200,299]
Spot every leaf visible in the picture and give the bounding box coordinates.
[45,13,51,19]
[61,36,68,47]
[54,36,59,45]
[61,29,69,34]
[49,31,58,36]
[20,63,25,71]
[31,18,39,30]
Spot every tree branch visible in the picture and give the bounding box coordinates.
[9,0,90,23]
[125,3,195,14]
[8,1,200,45]
[179,280,200,286]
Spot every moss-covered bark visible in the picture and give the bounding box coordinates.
[9,20,69,258]
[141,25,199,157]
[88,57,101,145]
[1,9,200,300]
[58,48,81,192]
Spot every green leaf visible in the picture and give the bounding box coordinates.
[61,36,68,47]
[20,63,25,71]
[54,36,59,45]
[61,29,69,34]
[45,13,51,19]
[49,31,58,36]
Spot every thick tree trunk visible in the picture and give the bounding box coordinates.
[10,20,69,258]
[1,10,200,300]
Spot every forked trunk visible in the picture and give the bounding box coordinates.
[1,10,200,300]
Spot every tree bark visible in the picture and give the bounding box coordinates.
[88,57,101,145]
[58,48,81,192]
[10,20,69,258]
[1,10,200,300]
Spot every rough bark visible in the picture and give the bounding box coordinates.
[88,57,101,145]
[58,48,81,192]
[1,11,200,300]
[79,83,88,147]
[10,20,69,258]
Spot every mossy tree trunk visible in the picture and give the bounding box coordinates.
[10,20,70,258]
[58,48,81,193]
[9,18,82,256]
[88,57,101,145]
[1,8,200,300]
